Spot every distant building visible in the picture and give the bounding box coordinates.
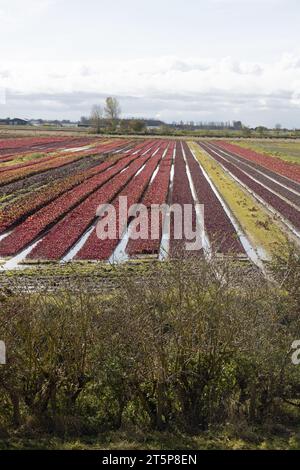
[30,119,44,126]
[0,118,10,125]
[29,119,77,127]
[78,121,91,128]
[144,119,165,130]
[61,120,77,128]
[0,117,31,126]
[10,118,30,126]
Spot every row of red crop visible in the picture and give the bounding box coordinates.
[0,136,100,160]
[122,139,149,156]
[142,144,174,207]
[0,136,71,152]
[199,142,300,232]
[0,151,92,187]
[0,137,129,173]
[0,139,130,187]
[207,142,300,192]
[75,141,169,260]
[0,142,155,257]
[215,140,300,183]
[0,153,123,234]
[126,142,175,255]
[0,151,79,174]
[27,141,163,260]
[0,150,101,200]
[0,140,152,233]
[169,142,201,258]
[183,142,244,254]
[205,142,300,208]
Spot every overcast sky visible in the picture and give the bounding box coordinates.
[0,0,300,126]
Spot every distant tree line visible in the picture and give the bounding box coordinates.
[2,98,299,138]
[169,120,243,130]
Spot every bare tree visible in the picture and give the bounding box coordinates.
[104,97,121,130]
[90,105,103,134]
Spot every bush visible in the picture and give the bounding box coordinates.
[0,251,300,436]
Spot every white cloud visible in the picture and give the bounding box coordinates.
[0,8,9,24]
[212,0,281,3]
[0,54,300,126]
[0,0,55,29]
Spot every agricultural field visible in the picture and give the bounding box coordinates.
[0,135,299,272]
[231,139,300,164]
[1,133,300,452]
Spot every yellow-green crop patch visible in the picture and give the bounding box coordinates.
[0,152,47,168]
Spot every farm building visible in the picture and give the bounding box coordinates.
[0,118,10,125]
[10,118,30,126]
[0,117,31,126]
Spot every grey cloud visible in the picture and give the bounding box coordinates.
[170,60,211,73]
[1,88,299,127]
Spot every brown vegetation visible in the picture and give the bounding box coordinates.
[0,246,299,442]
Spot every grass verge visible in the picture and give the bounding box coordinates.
[1,426,300,450]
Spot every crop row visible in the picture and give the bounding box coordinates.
[0,137,102,167]
[0,139,133,196]
[0,136,73,155]
[0,139,130,187]
[0,151,104,203]
[0,136,101,160]
[0,150,94,187]
[0,151,79,174]
[75,142,169,260]
[126,142,175,255]
[205,142,300,208]
[209,142,300,194]
[0,140,153,232]
[199,143,300,232]
[183,142,244,254]
[0,142,155,257]
[28,141,164,260]
[0,152,126,233]
[122,139,150,156]
[215,140,300,184]
[169,142,200,258]
[0,140,150,207]
[0,138,110,172]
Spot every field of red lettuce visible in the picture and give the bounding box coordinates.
[0,135,298,266]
